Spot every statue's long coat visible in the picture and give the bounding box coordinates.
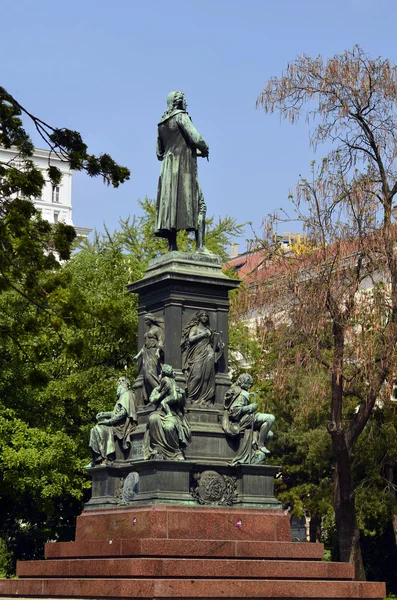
[155,111,208,237]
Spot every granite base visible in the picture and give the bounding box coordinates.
[0,504,386,600]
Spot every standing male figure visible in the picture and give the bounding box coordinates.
[156,91,210,253]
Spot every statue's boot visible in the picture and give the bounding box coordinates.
[168,232,178,252]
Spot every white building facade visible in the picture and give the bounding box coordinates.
[0,146,91,236]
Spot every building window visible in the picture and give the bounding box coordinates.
[54,211,60,224]
[52,186,60,203]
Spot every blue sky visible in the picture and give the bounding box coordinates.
[2,0,396,251]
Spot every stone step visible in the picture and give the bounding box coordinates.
[0,577,386,599]
[75,506,290,542]
[17,558,354,580]
[45,538,325,560]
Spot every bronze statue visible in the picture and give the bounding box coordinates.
[222,373,275,465]
[88,376,137,466]
[181,310,223,405]
[144,364,191,461]
[133,313,164,403]
[156,91,210,253]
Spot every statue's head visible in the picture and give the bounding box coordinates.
[166,90,186,111]
[236,373,253,390]
[144,313,154,326]
[161,363,174,378]
[117,375,131,391]
[197,310,210,325]
[144,312,162,327]
[181,310,211,344]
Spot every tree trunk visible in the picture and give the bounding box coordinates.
[333,455,366,580]
[384,462,397,545]
[392,514,397,547]
[327,319,365,580]
[309,513,322,543]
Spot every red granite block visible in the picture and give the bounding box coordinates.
[45,538,325,561]
[358,581,388,598]
[275,514,292,540]
[17,557,354,580]
[166,508,289,541]
[236,540,325,560]
[45,538,237,560]
[143,578,386,598]
[122,538,237,558]
[45,539,123,559]
[75,505,168,541]
[0,578,44,596]
[0,577,386,598]
[45,538,239,560]
[74,505,291,543]
[325,561,355,580]
[40,578,147,598]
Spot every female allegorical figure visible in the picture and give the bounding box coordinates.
[144,364,191,461]
[181,310,223,405]
[133,313,164,403]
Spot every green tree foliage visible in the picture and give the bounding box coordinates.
[0,86,129,305]
[0,229,140,575]
[228,314,335,528]
[0,86,130,574]
[116,197,244,262]
[0,86,129,188]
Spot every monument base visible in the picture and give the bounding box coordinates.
[0,504,386,599]
[84,460,281,509]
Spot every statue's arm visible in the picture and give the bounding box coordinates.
[150,380,167,404]
[100,403,127,426]
[189,325,210,343]
[155,326,165,351]
[227,389,248,421]
[102,405,127,426]
[229,400,246,421]
[177,113,209,156]
[156,130,165,161]
[96,411,112,421]
[133,347,143,362]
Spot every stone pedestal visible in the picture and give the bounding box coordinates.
[0,504,386,600]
